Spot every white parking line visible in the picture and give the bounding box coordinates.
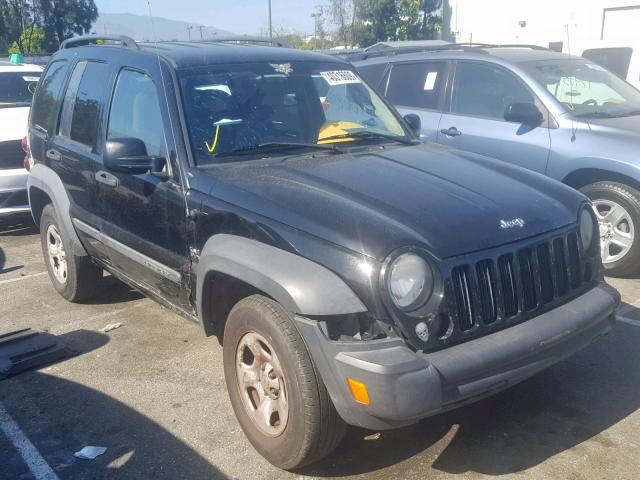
[616,315,640,328]
[0,272,47,285]
[0,402,60,480]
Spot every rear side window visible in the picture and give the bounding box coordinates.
[357,63,388,88]
[59,61,109,148]
[108,69,165,157]
[451,62,534,120]
[0,71,41,107]
[386,62,446,110]
[31,61,67,134]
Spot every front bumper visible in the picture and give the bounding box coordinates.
[0,168,29,216]
[296,282,620,431]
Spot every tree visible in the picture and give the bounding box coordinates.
[8,25,45,53]
[34,0,98,50]
[358,0,443,46]
[330,0,364,47]
[0,0,36,53]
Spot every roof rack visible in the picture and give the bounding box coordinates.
[60,34,139,50]
[489,44,551,51]
[347,43,492,61]
[197,35,292,48]
[347,42,551,61]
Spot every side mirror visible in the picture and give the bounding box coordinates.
[104,138,168,179]
[403,114,422,135]
[504,102,543,126]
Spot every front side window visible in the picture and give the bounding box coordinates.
[0,70,41,108]
[386,62,446,110]
[59,61,108,148]
[108,69,165,157]
[452,62,534,120]
[178,62,408,165]
[31,61,66,133]
[526,58,640,118]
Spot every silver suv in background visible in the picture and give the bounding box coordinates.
[355,45,640,276]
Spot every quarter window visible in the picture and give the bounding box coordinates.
[108,69,165,157]
[31,61,66,134]
[452,62,534,120]
[386,62,446,110]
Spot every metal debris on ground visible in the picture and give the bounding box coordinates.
[364,432,381,441]
[73,446,107,460]
[0,328,72,379]
[100,323,124,333]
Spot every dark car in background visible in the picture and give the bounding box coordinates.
[27,36,619,469]
[355,45,640,276]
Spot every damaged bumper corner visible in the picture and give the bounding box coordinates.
[295,282,620,431]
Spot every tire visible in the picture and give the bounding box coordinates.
[581,181,640,277]
[223,295,346,470]
[39,204,102,301]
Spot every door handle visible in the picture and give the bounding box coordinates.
[440,127,462,137]
[46,149,62,161]
[95,170,119,188]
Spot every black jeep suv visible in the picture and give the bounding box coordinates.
[27,35,619,469]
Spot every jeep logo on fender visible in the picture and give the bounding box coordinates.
[500,218,526,229]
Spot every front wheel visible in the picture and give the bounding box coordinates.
[222,295,346,470]
[581,182,640,277]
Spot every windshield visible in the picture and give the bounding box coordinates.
[525,58,640,118]
[0,71,41,108]
[178,61,408,165]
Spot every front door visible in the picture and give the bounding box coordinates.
[94,66,192,312]
[437,61,551,174]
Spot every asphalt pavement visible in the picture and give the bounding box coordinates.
[1,216,640,480]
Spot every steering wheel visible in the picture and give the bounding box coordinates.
[582,99,598,106]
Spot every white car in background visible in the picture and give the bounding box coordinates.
[0,60,42,218]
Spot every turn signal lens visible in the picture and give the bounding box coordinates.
[347,378,370,405]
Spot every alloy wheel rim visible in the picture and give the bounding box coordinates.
[592,200,635,264]
[46,224,68,284]
[235,331,289,437]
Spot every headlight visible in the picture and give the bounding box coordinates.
[388,253,433,309]
[580,208,595,250]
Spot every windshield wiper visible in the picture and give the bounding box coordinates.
[574,111,619,118]
[216,142,343,158]
[318,130,418,146]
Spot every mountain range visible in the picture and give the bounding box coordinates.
[93,12,234,42]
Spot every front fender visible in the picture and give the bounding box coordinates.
[195,234,367,319]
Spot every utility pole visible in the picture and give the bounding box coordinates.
[311,12,320,50]
[187,25,193,40]
[268,0,273,43]
[198,26,204,39]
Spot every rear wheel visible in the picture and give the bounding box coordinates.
[581,182,640,277]
[39,204,102,301]
[223,295,346,470]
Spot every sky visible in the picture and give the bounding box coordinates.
[94,0,321,35]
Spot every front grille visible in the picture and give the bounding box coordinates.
[449,229,594,335]
[0,140,24,170]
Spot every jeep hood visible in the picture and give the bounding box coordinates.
[203,143,584,260]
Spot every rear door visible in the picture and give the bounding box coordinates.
[437,61,551,174]
[93,64,192,311]
[47,60,113,257]
[383,61,449,141]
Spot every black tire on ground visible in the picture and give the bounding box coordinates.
[39,204,102,302]
[223,295,346,470]
[581,181,640,277]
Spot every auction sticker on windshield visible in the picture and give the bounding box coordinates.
[320,70,361,86]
